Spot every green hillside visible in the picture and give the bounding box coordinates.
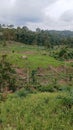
[0,41,73,130]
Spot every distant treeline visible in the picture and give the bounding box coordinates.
[0,24,73,47]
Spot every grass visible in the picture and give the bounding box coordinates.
[0,92,73,130]
[7,53,63,69]
[28,55,63,69]
[0,41,64,69]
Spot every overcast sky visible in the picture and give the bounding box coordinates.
[0,0,73,30]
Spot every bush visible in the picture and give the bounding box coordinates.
[15,88,33,98]
[36,84,60,92]
[59,85,71,92]
[0,54,17,92]
[51,47,73,60]
[0,93,7,101]
[61,94,73,109]
[62,97,73,108]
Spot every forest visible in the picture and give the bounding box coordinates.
[0,24,73,48]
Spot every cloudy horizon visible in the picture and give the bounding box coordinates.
[0,0,73,30]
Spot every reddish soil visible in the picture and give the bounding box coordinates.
[15,68,27,79]
[22,51,37,55]
[65,60,73,63]
[15,64,73,87]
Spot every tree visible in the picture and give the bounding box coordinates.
[36,28,41,33]
[0,54,16,92]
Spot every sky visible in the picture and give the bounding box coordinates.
[0,0,73,30]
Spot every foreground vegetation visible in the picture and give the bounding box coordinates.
[0,91,73,130]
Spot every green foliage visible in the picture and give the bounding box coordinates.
[15,88,32,98]
[2,41,7,47]
[1,23,73,48]
[35,84,64,92]
[52,47,73,60]
[0,54,16,92]
[0,92,73,130]
[61,95,73,109]
[36,84,54,92]
[57,92,73,109]
[59,48,66,57]
[30,69,37,84]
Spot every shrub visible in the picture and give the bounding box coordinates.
[36,84,60,92]
[61,95,73,109]
[0,54,17,92]
[0,93,7,101]
[16,88,32,98]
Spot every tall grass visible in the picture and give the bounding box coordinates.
[0,92,73,130]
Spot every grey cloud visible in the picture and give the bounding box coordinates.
[11,0,57,24]
[0,0,58,25]
[60,10,73,22]
[0,0,73,30]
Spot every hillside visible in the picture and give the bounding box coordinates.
[0,41,73,130]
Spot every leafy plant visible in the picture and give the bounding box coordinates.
[0,54,16,92]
